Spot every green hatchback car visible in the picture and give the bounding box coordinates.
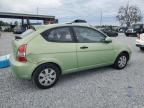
[10,23,132,89]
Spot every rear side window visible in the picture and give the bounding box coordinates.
[42,27,74,42]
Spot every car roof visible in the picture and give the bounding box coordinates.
[36,23,95,31]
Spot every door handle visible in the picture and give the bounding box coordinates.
[80,46,88,49]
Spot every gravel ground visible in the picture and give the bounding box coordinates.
[0,32,144,108]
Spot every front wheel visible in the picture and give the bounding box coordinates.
[113,53,129,69]
[140,47,144,51]
[33,63,61,89]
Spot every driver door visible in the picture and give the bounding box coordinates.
[73,26,115,69]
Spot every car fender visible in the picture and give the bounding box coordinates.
[112,41,132,61]
[33,58,63,72]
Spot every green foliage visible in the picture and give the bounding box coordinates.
[0,20,10,26]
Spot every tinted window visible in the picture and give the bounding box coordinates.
[43,27,73,42]
[73,27,106,43]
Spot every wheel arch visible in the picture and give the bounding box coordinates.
[31,62,62,79]
[117,51,130,61]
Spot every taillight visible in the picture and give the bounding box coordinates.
[137,33,140,39]
[17,44,27,62]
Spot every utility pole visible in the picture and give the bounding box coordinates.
[100,9,103,26]
[37,7,39,15]
[36,7,39,23]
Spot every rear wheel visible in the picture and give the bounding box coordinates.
[140,47,144,51]
[33,63,61,89]
[113,53,129,69]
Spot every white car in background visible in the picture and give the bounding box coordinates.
[136,33,144,51]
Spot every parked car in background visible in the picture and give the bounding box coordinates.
[101,28,118,37]
[118,26,128,33]
[136,33,144,51]
[125,23,144,37]
[10,23,132,89]
[13,25,26,34]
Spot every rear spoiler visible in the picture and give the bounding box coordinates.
[15,35,22,40]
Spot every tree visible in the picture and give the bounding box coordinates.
[116,4,142,27]
[0,21,9,26]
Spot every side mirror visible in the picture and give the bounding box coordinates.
[104,37,112,43]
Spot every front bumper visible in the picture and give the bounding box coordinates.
[10,55,36,80]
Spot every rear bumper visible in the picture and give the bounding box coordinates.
[136,39,144,48]
[10,55,36,80]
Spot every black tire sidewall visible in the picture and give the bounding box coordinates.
[33,63,60,89]
[140,47,144,51]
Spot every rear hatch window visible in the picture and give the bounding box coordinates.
[20,29,35,38]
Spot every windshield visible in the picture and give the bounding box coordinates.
[20,29,35,38]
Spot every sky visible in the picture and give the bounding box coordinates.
[0,0,144,25]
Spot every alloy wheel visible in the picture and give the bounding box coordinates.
[38,68,56,86]
[118,55,127,68]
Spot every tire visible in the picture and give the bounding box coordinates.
[113,53,129,69]
[140,47,144,51]
[32,63,61,89]
[125,34,129,37]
